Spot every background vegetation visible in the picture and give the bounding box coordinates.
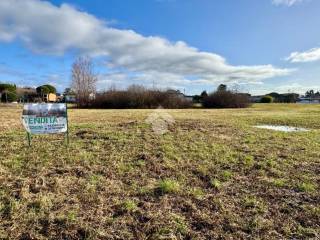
[260,95,274,103]
[203,90,251,108]
[0,83,17,102]
[92,86,192,109]
[36,85,57,95]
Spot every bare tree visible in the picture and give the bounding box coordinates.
[71,56,97,107]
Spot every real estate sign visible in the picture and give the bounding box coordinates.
[22,103,68,134]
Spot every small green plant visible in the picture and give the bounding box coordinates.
[296,225,318,238]
[122,200,138,212]
[266,159,277,168]
[189,187,205,200]
[272,178,286,187]
[118,162,134,173]
[172,214,188,235]
[67,211,77,222]
[243,196,259,208]
[243,196,267,214]
[243,155,254,168]
[222,170,232,181]
[89,174,103,186]
[157,179,180,194]
[297,182,316,193]
[211,179,222,189]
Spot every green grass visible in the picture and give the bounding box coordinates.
[210,179,222,189]
[157,179,180,194]
[297,182,316,193]
[0,104,319,239]
[121,200,138,212]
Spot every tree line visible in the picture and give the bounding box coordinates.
[0,83,56,103]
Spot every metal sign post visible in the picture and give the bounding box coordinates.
[27,132,32,147]
[65,103,70,146]
[21,103,69,146]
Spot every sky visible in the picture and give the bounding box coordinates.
[0,0,320,95]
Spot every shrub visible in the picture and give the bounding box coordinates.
[91,86,192,109]
[203,90,251,108]
[260,95,273,103]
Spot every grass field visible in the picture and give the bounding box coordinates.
[0,104,319,239]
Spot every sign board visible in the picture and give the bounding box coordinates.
[22,103,68,134]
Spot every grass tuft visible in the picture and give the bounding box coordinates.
[297,182,316,193]
[122,200,138,213]
[211,179,222,189]
[157,179,180,195]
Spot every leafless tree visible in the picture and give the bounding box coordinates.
[71,56,97,107]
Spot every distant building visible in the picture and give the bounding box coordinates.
[166,89,194,101]
[16,87,59,103]
[16,87,38,102]
[250,95,263,103]
[184,95,194,102]
[166,89,185,98]
[64,94,76,103]
[44,93,57,102]
[251,93,300,103]
[297,97,320,104]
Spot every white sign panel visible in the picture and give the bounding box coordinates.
[22,103,68,134]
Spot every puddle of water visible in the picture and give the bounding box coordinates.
[254,125,310,132]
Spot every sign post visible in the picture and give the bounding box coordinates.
[65,103,70,145]
[22,103,69,146]
[27,132,31,147]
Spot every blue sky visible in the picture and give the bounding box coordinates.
[0,0,320,95]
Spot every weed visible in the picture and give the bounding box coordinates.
[67,211,77,222]
[221,170,232,181]
[243,196,267,214]
[157,179,180,194]
[210,179,222,189]
[189,187,205,200]
[172,214,188,235]
[122,200,138,212]
[271,178,286,187]
[297,182,316,193]
[243,155,254,168]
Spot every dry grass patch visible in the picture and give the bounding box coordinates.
[0,104,319,239]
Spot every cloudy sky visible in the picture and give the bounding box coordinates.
[0,0,319,95]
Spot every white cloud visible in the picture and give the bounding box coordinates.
[272,0,304,6]
[286,48,320,63]
[247,81,320,95]
[274,83,320,92]
[0,0,292,88]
